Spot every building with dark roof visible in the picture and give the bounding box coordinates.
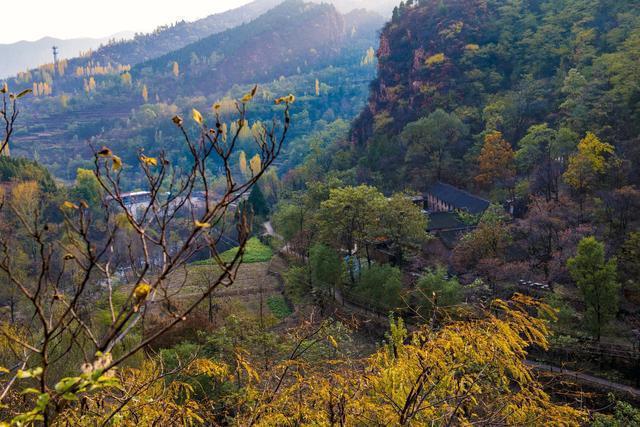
[426,211,476,249]
[424,182,490,215]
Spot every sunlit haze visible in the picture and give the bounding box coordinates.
[1,0,254,43]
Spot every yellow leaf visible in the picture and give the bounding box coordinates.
[112,155,122,171]
[241,85,258,103]
[194,220,211,229]
[140,155,158,167]
[16,89,32,99]
[192,108,204,125]
[62,201,79,210]
[328,335,338,349]
[133,283,152,301]
[16,370,30,379]
[275,94,296,105]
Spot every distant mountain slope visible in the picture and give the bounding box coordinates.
[0,33,132,78]
[2,0,388,81]
[135,0,381,96]
[8,0,383,183]
[77,0,283,67]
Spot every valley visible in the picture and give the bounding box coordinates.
[1,0,640,425]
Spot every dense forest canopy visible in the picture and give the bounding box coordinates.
[345,0,640,191]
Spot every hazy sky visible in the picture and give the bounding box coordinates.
[1,0,254,44]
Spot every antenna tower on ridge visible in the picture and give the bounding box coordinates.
[52,46,59,75]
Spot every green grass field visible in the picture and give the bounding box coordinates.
[267,295,292,319]
[192,237,273,265]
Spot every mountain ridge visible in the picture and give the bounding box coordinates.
[6,0,383,181]
[134,0,380,96]
[0,33,133,78]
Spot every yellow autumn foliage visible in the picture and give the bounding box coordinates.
[238,150,249,178]
[249,154,262,176]
[564,132,615,193]
[425,52,446,67]
[192,108,204,125]
[246,295,586,426]
[57,360,206,426]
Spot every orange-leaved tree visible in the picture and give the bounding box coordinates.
[475,130,515,190]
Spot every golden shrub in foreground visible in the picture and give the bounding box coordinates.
[41,295,585,426]
[246,294,586,426]
[56,360,212,426]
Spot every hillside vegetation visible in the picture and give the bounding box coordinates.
[1,0,640,425]
[345,0,640,190]
[6,1,382,185]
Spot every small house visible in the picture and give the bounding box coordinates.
[424,182,490,215]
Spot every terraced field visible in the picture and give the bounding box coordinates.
[127,256,288,319]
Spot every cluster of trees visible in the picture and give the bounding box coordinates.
[74,62,131,77]
[0,85,298,424]
[274,183,433,311]
[275,0,640,347]
[2,0,640,422]
[345,0,640,194]
[251,295,585,425]
[31,81,53,97]
[0,77,593,426]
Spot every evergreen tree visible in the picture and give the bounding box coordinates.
[567,237,619,341]
[248,184,269,217]
[309,243,344,297]
[401,109,468,185]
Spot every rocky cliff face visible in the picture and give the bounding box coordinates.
[351,0,493,146]
[349,0,640,192]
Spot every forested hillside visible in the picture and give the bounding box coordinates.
[62,0,284,69]
[2,0,640,424]
[136,0,379,97]
[272,0,640,420]
[345,0,640,191]
[6,0,382,183]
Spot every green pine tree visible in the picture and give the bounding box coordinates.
[248,184,269,217]
[567,237,619,341]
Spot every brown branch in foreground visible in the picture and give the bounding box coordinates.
[0,88,292,423]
